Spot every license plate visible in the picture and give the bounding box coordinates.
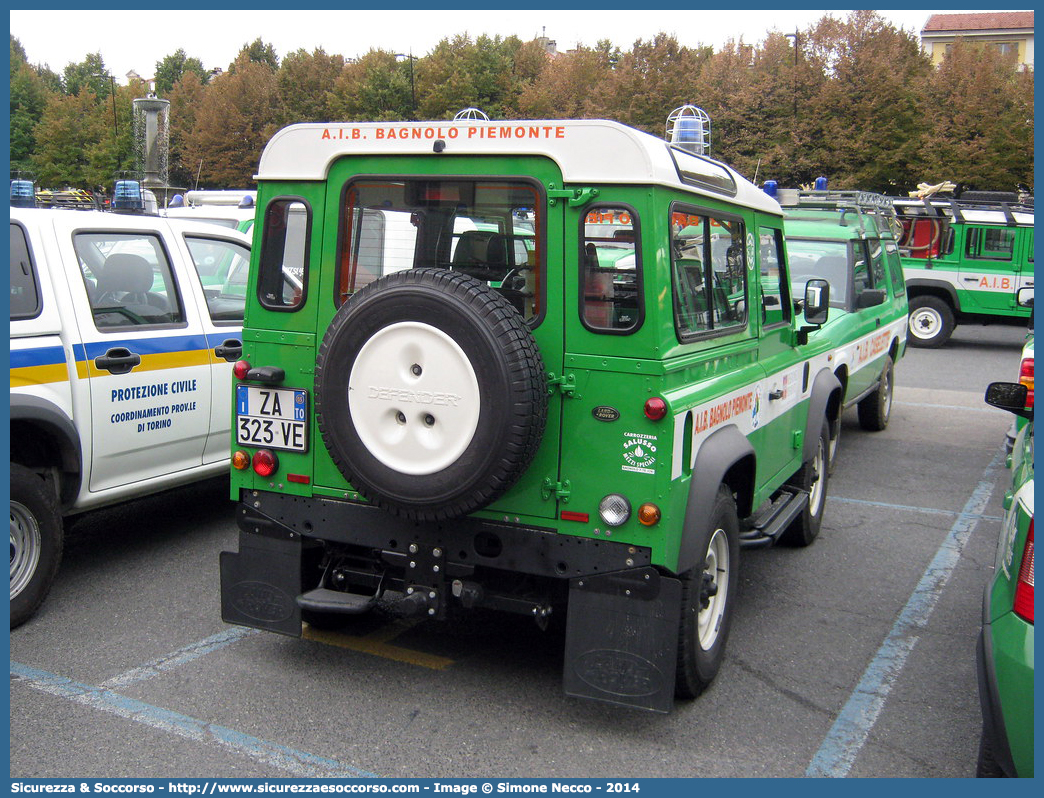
[236,385,308,452]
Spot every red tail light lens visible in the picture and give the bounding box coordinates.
[252,449,279,478]
[233,360,252,380]
[644,397,667,421]
[1013,521,1034,624]
[1019,357,1033,409]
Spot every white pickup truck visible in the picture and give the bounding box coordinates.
[9,206,250,627]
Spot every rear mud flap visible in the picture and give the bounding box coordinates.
[220,531,303,637]
[563,567,681,713]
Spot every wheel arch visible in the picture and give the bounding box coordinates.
[906,279,961,312]
[804,368,842,463]
[9,396,81,508]
[677,424,754,575]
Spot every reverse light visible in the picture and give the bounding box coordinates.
[1019,357,1033,409]
[644,397,668,421]
[638,503,662,526]
[232,450,251,470]
[233,360,252,380]
[1013,521,1034,624]
[598,494,632,527]
[252,449,279,478]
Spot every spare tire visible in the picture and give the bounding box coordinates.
[315,268,547,521]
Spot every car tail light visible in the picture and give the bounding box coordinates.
[1019,357,1033,409]
[232,450,251,470]
[252,449,279,478]
[638,503,661,526]
[233,360,251,380]
[1013,521,1034,624]
[644,397,668,421]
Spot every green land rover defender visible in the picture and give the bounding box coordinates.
[219,117,842,712]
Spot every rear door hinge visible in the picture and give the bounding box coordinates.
[547,186,599,208]
[547,372,579,398]
[541,478,572,503]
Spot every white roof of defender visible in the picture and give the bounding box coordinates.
[255,118,782,216]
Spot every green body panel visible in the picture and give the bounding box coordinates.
[232,152,832,572]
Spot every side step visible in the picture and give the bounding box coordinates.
[297,587,378,615]
[739,488,809,548]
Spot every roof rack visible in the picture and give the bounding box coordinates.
[779,189,896,234]
[891,195,1033,227]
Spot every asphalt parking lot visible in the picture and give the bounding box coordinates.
[9,323,1029,779]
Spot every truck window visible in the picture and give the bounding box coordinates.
[670,207,747,339]
[788,239,849,307]
[258,199,309,311]
[883,240,906,296]
[758,227,790,328]
[869,240,886,287]
[338,178,543,323]
[185,236,250,323]
[10,223,41,320]
[74,232,185,329]
[966,227,1015,261]
[581,206,641,333]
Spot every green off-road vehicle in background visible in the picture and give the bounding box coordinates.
[219,116,842,712]
[894,191,1033,348]
[779,189,909,468]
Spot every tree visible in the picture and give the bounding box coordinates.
[61,52,111,96]
[183,54,280,187]
[921,39,1034,191]
[31,92,104,186]
[165,71,207,189]
[10,36,51,173]
[515,45,614,119]
[328,50,413,122]
[235,38,279,72]
[277,47,346,124]
[154,49,208,96]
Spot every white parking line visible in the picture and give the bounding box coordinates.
[101,627,260,689]
[11,661,379,778]
[805,448,1004,777]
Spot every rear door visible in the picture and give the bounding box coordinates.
[959,223,1020,315]
[56,217,215,491]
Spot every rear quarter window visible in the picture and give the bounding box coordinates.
[10,223,41,320]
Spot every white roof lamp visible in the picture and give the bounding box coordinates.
[666,105,711,156]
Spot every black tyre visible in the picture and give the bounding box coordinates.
[857,355,894,431]
[780,421,829,547]
[975,723,1008,777]
[907,296,955,348]
[10,463,63,628]
[315,268,547,521]
[676,484,739,699]
[826,414,841,476]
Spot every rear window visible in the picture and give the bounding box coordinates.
[338,178,544,324]
[10,223,41,320]
[257,199,310,311]
[581,206,642,333]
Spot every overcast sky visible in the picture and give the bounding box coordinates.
[10,8,946,83]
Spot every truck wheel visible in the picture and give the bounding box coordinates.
[857,355,894,431]
[676,484,739,699]
[10,464,63,628]
[780,422,829,547]
[907,296,954,348]
[315,268,547,521]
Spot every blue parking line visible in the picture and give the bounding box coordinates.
[806,449,1005,777]
[101,627,260,689]
[11,661,380,778]
[831,495,1003,522]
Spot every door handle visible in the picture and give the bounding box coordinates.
[94,347,141,375]
[214,338,243,362]
[768,389,784,401]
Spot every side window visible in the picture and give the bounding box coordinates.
[868,240,886,288]
[258,199,309,310]
[966,227,1015,261]
[185,236,250,323]
[10,223,41,320]
[73,232,185,329]
[581,206,641,332]
[883,241,906,296]
[670,207,747,339]
[1026,230,1034,264]
[852,241,871,295]
[758,227,790,327]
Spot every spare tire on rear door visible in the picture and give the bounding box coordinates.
[315,268,547,521]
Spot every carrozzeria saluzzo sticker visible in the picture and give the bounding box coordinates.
[622,432,658,474]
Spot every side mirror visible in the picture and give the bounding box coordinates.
[804,279,830,326]
[855,288,886,310]
[984,382,1032,420]
[1016,287,1034,309]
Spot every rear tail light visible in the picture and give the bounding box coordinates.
[1019,357,1033,409]
[644,397,668,421]
[1013,520,1034,624]
[638,503,661,526]
[232,450,251,470]
[233,360,251,380]
[252,449,279,478]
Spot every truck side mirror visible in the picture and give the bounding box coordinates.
[855,288,886,309]
[984,382,1032,420]
[1016,287,1034,308]
[804,279,830,325]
